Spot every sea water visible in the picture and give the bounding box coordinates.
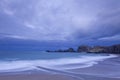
[0,51,117,74]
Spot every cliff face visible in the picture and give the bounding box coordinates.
[77,45,91,52]
[106,44,120,53]
[88,46,107,53]
[87,45,120,53]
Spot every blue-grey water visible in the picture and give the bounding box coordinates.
[0,51,119,78]
[0,51,85,60]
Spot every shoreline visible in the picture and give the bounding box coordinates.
[0,53,120,80]
[0,57,120,80]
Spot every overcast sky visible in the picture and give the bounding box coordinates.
[0,0,120,50]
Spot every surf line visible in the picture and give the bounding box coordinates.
[36,66,85,80]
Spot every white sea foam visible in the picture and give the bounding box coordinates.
[0,54,117,73]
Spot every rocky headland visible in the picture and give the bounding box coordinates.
[46,44,120,54]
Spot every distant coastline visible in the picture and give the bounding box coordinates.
[46,44,120,54]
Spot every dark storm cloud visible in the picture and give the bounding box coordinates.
[74,0,120,42]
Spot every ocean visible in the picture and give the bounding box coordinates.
[0,51,119,79]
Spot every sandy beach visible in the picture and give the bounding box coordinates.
[0,56,120,80]
[0,73,77,80]
[0,72,120,80]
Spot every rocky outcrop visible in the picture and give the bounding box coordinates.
[46,44,120,54]
[77,45,91,52]
[46,48,75,52]
[88,46,107,53]
[106,44,120,53]
[88,45,120,53]
[64,48,75,52]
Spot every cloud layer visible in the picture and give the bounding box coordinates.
[0,0,120,45]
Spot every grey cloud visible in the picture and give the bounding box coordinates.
[0,0,120,45]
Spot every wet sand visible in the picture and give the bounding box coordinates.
[0,73,119,80]
[0,74,76,80]
[70,57,120,78]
